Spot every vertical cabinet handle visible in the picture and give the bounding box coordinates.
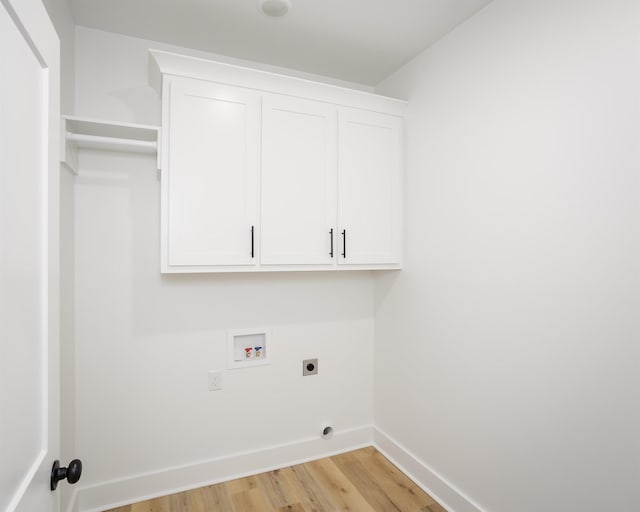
[329,228,334,258]
[341,229,346,259]
[251,225,255,258]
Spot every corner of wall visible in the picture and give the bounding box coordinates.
[373,428,486,512]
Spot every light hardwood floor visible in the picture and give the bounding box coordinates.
[105,447,446,512]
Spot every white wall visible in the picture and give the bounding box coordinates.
[71,27,375,509]
[374,1,639,511]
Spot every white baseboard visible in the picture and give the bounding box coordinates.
[69,425,486,512]
[69,425,373,512]
[373,427,487,512]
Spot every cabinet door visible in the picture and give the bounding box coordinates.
[163,76,259,268]
[338,109,403,265]
[261,95,337,265]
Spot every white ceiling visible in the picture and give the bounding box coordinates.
[70,0,493,85]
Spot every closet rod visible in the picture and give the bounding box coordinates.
[66,131,157,153]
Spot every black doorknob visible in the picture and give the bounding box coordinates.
[50,459,82,491]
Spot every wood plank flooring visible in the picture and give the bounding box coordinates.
[105,447,446,512]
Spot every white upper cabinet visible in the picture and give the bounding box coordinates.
[151,50,405,273]
[338,108,403,265]
[162,76,259,270]
[261,95,337,265]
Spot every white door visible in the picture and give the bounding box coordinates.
[338,108,402,265]
[163,76,259,269]
[261,95,337,265]
[0,0,61,511]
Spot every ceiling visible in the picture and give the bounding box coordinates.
[70,0,493,85]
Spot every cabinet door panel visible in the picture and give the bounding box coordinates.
[338,109,402,265]
[261,95,337,265]
[164,77,258,267]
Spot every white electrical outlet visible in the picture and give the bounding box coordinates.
[208,371,223,391]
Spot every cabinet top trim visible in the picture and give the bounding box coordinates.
[149,49,407,117]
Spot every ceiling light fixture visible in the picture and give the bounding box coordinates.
[257,0,291,18]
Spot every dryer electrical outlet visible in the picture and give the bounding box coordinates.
[303,358,318,376]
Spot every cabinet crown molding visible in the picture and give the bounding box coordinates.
[148,49,407,117]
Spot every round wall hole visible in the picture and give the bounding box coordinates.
[321,426,334,440]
